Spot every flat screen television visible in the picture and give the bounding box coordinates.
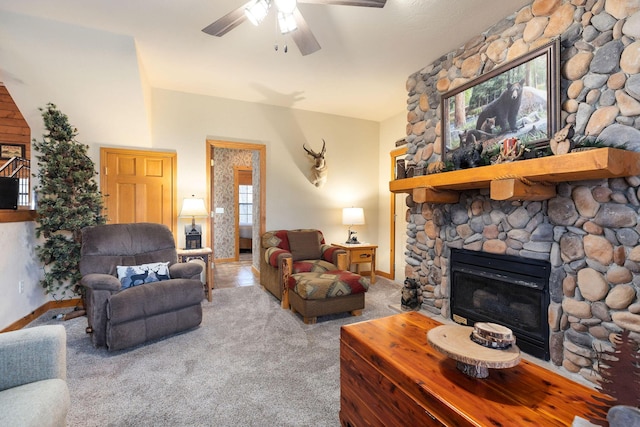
[0,177,19,210]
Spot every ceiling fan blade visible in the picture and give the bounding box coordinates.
[297,0,386,7]
[291,8,321,56]
[202,4,249,37]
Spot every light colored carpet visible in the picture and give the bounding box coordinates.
[31,280,402,426]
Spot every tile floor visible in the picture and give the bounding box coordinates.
[213,252,259,289]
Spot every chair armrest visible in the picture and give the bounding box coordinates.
[281,257,292,309]
[265,247,292,268]
[0,325,66,391]
[336,252,348,271]
[321,245,346,266]
[169,262,202,280]
[80,273,121,292]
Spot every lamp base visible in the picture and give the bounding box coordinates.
[185,224,202,249]
[346,230,359,244]
[185,234,202,249]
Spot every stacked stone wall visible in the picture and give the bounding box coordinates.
[403,0,640,383]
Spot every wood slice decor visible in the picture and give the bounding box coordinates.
[471,322,516,349]
[474,322,513,339]
[427,324,521,378]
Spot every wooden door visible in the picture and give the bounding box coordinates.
[100,148,177,232]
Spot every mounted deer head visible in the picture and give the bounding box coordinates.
[303,139,328,188]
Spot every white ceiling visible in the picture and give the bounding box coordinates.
[0,0,531,122]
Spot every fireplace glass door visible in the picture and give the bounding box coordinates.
[450,248,551,360]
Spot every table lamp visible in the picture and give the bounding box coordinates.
[342,207,365,244]
[179,195,209,249]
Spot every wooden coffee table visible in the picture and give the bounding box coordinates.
[340,312,607,426]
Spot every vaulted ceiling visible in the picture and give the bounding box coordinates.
[0,0,531,121]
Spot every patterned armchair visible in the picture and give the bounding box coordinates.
[260,229,369,323]
[260,229,347,305]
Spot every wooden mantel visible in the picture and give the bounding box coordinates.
[389,148,640,203]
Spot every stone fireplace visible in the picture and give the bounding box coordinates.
[399,0,640,384]
[450,248,551,360]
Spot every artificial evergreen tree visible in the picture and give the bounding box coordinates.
[33,103,105,296]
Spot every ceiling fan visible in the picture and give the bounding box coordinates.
[202,0,387,56]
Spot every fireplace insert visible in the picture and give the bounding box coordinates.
[450,248,550,360]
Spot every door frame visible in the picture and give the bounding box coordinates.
[206,140,266,264]
[389,146,407,281]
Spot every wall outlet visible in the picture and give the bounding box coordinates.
[18,280,24,294]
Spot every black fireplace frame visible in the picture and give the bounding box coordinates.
[450,248,551,360]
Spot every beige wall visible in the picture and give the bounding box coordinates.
[0,10,393,329]
[150,88,381,248]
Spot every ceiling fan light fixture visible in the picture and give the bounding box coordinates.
[244,0,271,26]
[274,0,296,14]
[277,11,298,34]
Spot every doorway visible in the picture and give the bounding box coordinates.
[390,146,407,281]
[235,166,253,261]
[207,140,265,272]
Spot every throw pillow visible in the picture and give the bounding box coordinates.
[287,230,322,261]
[116,262,171,289]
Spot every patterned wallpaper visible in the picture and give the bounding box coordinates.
[213,148,253,259]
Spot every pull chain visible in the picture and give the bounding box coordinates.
[274,18,288,53]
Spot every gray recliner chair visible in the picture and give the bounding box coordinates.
[79,222,204,351]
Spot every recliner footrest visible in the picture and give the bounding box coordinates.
[107,279,203,323]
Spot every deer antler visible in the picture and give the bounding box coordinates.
[303,143,318,157]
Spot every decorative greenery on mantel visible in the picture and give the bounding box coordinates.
[33,103,105,296]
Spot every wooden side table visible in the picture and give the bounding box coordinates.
[177,247,213,302]
[332,243,377,284]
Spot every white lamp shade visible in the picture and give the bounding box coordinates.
[342,207,365,226]
[179,197,208,218]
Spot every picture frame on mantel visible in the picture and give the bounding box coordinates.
[440,39,560,166]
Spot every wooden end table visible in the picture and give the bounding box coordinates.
[332,243,377,284]
[177,247,212,302]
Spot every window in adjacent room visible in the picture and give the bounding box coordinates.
[238,184,252,225]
